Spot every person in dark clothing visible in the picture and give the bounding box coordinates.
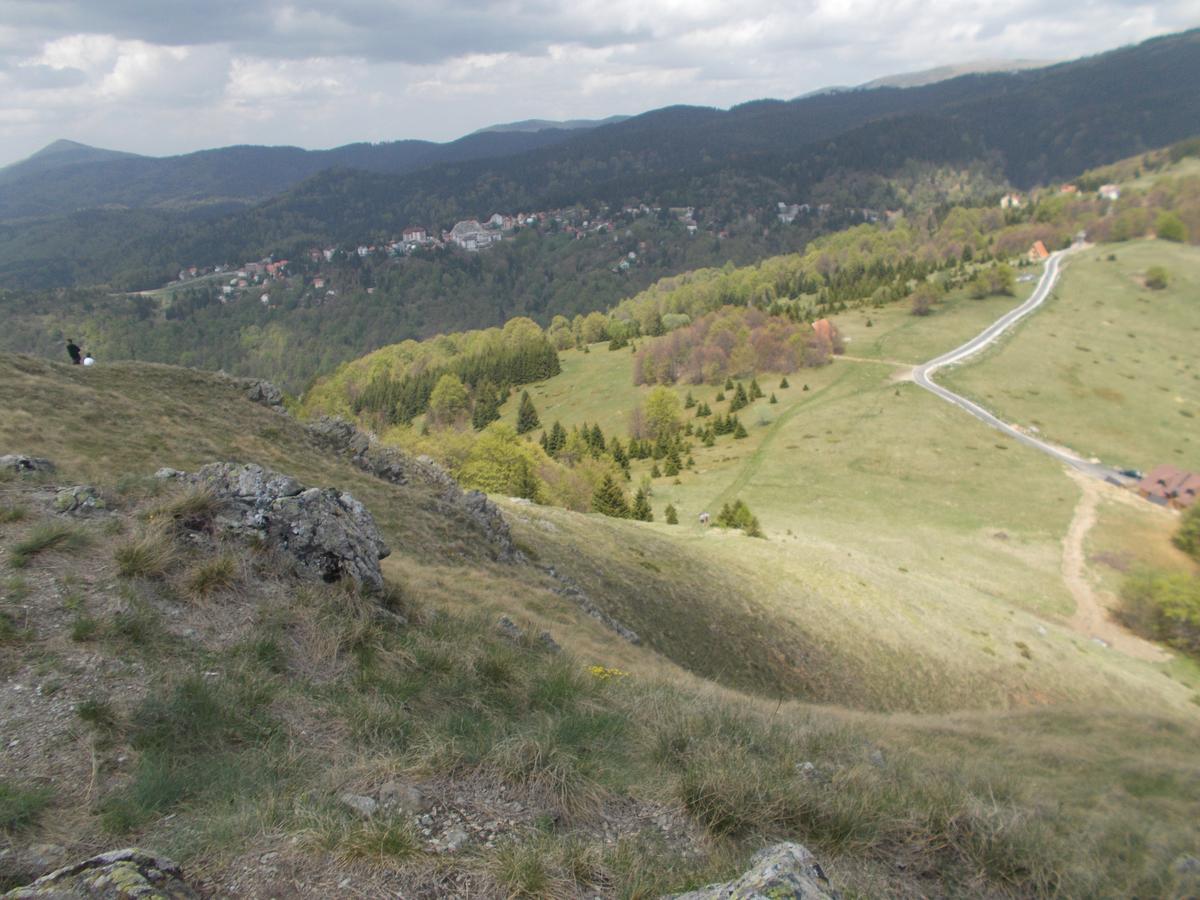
[66,339,82,364]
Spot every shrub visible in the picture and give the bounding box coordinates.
[1145,266,1169,290]
[714,500,762,537]
[1174,505,1200,561]
[1155,212,1188,243]
[9,523,89,568]
[1119,568,1200,657]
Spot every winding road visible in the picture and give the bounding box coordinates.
[911,248,1128,484]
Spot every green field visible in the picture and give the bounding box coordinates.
[490,276,1197,714]
[943,240,1200,472]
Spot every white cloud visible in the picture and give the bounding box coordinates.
[0,0,1196,163]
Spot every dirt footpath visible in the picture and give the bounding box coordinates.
[1061,470,1169,662]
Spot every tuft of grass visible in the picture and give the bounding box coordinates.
[150,488,221,533]
[0,780,53,832]
[101,672,283,833]
[302,810,420,863]
[185,555,238,599]
[0,503,27,523]
[71,615,99,642]
[8,522,89,569]
[77,697,118,732]
[114,530,178,578]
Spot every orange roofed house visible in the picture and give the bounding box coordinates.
[1028,240,1050,262]
[1137,464,1200,509]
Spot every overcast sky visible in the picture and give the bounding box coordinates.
[0,1,1197,166]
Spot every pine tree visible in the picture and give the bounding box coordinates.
[803,384,809,391]
[546,420,567,456]
[589,423,606,454]
[516,391,540,434]
[664,448,681,476]
[780,376,790,389]
[591,474,631,518]
[702,430,715,447]
[724,377,734,390]
[749,378,763,400]
[769,393,778,404]
[632,488,653,522]
[715,391,725,402]
[609,437,629,474]
[729,382,749,412]
[664,503,679,525]
[650,463,662,478]
[471,380,502,430]
[686,455,695,467]
[733,419,748,439]
[684,391,696,409]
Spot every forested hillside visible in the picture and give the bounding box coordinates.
[0,29,1195,295]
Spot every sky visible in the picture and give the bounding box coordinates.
[0,1,1197,166]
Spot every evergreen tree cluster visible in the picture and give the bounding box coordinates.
[715,499,763,537]
[354,332,560,425]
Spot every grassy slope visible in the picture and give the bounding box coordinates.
[3,353,1200,896]
[490,281,1196,715]
[943,239,1200,473]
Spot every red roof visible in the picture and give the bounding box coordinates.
[1138,464,1200,508]
[1030,240,1049,260]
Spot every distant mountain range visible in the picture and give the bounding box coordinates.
[0,128,586,221]
[469,116,632,135]
[0,28,1197,292]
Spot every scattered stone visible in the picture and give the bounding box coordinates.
[667,842,839,899]
[339,793,378,819]
[496,615,523,642]
[443,827,469,852]
[537,631,562,653]
[379,781,428,817]
[0,455,55,476]
[155,467,185,480]
[182,462,390,593]
[3,847,199,899]
[868,748,886,768]
[53,485,106,515]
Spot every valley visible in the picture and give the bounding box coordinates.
[2,25,1200,898]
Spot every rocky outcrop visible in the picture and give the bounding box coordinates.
[173,462,390,594]
[54,485,107,515]
[242,378,286,411]
[0,455,55,475]
[667,843,839,899]
[307,417,519,563]
[539,564,640,645]
[3,848,200,899]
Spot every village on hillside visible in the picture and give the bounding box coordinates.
[164,179,1127,309]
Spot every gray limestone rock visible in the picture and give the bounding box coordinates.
[0,455,55,476]
[378,781,429,817]
[54,485,107,515]
[184,462,390,593]
[339,793,378,819]
[666,843,839,899]
[3,847,200,899]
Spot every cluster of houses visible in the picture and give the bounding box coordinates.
[1000,183,1121,211]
